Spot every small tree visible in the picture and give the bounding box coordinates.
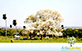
[10,24,12,36]
[22,26,27,36]
[67,36,76,47]
[61,25,64,29]
[13,19,17,35]
[22,28,28,36]
[3,14,7,36]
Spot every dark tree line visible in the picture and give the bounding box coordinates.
[0,28,82,38]
[62,28,82,38]
[0,28,22,36]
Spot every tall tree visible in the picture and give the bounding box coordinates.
[13,19,17,35]
[3,14,7,36]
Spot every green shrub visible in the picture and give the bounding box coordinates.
[62,28,82,38]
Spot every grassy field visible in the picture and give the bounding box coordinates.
[0,36,82,43]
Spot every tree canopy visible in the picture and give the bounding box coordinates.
[23,9,64,37]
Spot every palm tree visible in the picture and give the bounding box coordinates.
[3,14,7,36]
[10,24,12,36]
[13,19,17,35]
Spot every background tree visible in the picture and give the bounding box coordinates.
[11,29,16,36]
[24,9,64,40]
[10,24,12,28]
[3,14,7,36]
[23,26,26,29]
[9,24,12,36]
[61,25,64,29]
[22,26,27,36]
[13,19,17,35]
[0,28,5,36]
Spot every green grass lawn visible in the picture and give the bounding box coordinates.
[0,36,82,43]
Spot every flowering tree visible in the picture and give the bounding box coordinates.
[23,9,64,40]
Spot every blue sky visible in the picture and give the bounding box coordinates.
[0,0,82,27]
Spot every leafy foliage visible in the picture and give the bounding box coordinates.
[62,28,82,38]
[0,28,22,36]
[3,14,7,20]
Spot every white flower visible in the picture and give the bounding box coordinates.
[59,32,63,36]
[37,33,39,35]
[31,30,33,33]
[24,9,64,36]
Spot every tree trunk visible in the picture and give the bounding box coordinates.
[30,34,32,40]
[15,26,17,35]
[40,35,43,40]
[5,20,7,36]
